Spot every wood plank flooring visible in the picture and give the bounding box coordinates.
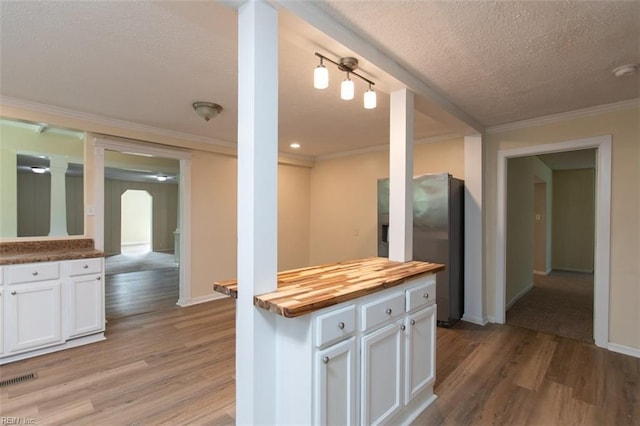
[106,268,180,320]
[1,298,638,425]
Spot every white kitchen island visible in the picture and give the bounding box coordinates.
[214,256,444,425]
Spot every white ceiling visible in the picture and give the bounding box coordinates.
[1,1,638,159]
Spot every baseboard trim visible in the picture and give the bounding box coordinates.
[505,282,534,310]
[553,267,594,274]
[177,292,228,307]
[461,314,488,325]
[533,269,552,276]
[608,343,640,359]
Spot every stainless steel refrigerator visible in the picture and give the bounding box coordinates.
[377,173,464,327]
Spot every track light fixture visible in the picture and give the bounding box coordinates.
[313,52,376,109]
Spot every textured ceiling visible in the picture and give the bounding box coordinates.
[1,1,638,158]
[317,0,640,126]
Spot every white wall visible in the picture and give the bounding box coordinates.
[121,189,152,247]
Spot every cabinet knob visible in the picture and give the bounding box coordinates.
[323,356,329,364]
[385,308,392,315]
[32,271,38,276]
[423,293,429,299]
[410,319,416,326]
[83,264,89,269]
[400,325,406,331]
[97,276,102,281]
[338,322,345,330]
[11,290,17,295]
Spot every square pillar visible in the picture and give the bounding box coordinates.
[389,89,414,262]
[236,0,279,424]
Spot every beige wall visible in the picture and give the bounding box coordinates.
[278,164,311,271]
[190,151,238,298]
[533,156,553,273]
[189,151,312,299]
[533,182,547,273]
[552,168,595,272]
[505,156,534,306]
[485,106,640,349]
[309,138,465,265]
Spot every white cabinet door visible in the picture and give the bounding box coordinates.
[68,274,104,338]
[315,337,357,426]
[7,281,63,353]
[361,319,404,426]
[405,304,436,403]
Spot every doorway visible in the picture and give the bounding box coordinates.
[505,154,596,342]
[496,135,611,348]
[121,189,152,255]
[92,137,193,318]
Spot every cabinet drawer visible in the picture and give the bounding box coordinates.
[361,291,404,332]
[7,262,59,284]
[406,276,436,312]
[315,304,356,348]
[67,258,103,276]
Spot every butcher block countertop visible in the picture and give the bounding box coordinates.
[213,257,445,318]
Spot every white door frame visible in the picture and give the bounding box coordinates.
[93,137,192,305]
[496,135,611,348]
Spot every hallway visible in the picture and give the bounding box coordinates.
[507,271,593,342]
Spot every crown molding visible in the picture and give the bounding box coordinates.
[487,99,640,134]
[316,133,464,162]
[0,96,237,149]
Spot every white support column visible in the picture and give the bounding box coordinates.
[236,1,278,425]
[48,155,69,236]
[389,89,414,262]
[462,134,486,325]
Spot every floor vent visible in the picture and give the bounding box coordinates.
[0,373,36,388]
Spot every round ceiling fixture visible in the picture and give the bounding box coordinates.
[612,64,639,78]
[192,101,223,121]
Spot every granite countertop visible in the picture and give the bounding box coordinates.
[0,238,104,265]
[213,256,445,318]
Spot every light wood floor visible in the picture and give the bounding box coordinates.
[1,298,638,425]
[106,268,180,320]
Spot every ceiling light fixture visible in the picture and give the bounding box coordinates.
[192,101,223,121]
[31,166,47,174]
[612,64,639,78]
[314,57,329,89]
[313,52,376,109]
[290,142,301,149]
[156,175,168,182]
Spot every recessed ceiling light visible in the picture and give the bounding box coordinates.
[290,143,301,149]
[612,64,639,78]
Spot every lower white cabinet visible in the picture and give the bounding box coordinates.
[314,337,357,425]
[68,273,104,338]
[275,272,437,425]
[405,305,436,404]
[1,258,105,364]
[361,319,404,425]
[7,280,63,352]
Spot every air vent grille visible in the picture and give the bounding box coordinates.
[0,372,36,388]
